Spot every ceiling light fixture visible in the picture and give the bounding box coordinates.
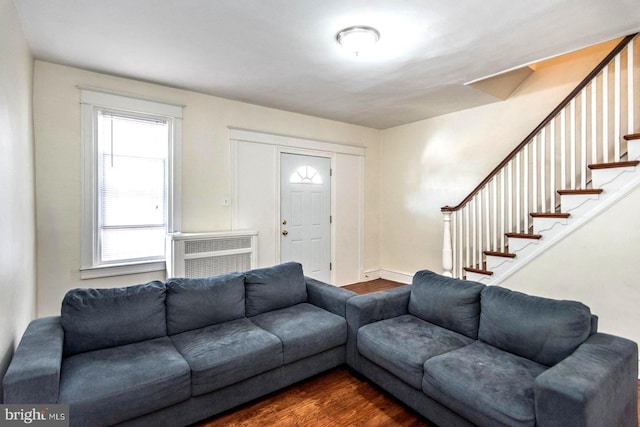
[336,26,380,56]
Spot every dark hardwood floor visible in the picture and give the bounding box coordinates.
[195,279,640,426]
[343,278,407,294]
[197,367,429,427]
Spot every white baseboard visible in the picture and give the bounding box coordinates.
[380,269,413,284]
[380,270,413,284]
[362,268,413,284]
[362,269,381,281]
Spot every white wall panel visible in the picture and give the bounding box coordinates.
[333,154,364,285]
[234,141,278,267]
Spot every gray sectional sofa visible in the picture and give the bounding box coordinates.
[3,262,356,426]
[4,263,638,427]
[346,270,639,427]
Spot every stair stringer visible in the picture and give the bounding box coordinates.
[474,163,640,285]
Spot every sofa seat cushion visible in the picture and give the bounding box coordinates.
[170,318,282,396]
[250,303,347,364]
[358,314,474,389]
[58,337,190,427]
[423,341,548,427]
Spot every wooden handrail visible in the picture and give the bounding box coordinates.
[441,33,638,213]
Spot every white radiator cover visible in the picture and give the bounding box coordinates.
[166,230,258,279]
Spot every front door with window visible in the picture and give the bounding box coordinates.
[280,153,331,282]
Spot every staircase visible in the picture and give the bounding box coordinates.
[441,34,639,284]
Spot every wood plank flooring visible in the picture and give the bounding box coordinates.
[197,367,429,427]
[195,279,640,426]
[343,278,407,294]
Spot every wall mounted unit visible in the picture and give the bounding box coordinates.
[166,230,258,278]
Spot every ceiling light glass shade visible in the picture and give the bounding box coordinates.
[336,26,380,56]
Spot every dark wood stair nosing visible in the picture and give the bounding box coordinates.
[530,212,570,218]
[588,160,640,170]
[623,133,640,141]
[463,267,494,276]
[557,189,603,195]
[483,250,516,258]
[505,232,542,240]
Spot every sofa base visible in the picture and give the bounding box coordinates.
[354,355,475,427]
[119,345,346,427]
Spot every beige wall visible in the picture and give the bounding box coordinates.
[26,31,637,346]
[501,184,640,346]
[378,39,618,277]
[0,0,36,399]
[33,61,380,316]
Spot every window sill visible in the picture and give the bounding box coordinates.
[80,260,166,280]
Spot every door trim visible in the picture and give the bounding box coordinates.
[229,127,366,156]
[229,128,365,284]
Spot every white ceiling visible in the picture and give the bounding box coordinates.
[13,0,640,129]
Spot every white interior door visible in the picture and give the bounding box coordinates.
[280,153,331,282]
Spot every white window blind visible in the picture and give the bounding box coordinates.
[97,111,168,263]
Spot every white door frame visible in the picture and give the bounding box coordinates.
[229,127,365,284]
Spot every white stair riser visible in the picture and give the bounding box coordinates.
[465,271,493,283]
[485,255,515,273]
[532,217,569,235]
[560,194,601,217]
[628,140,640,161]
[507,237,540,256]
[591,166,637,191]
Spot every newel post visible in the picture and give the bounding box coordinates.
[441,208,453,277]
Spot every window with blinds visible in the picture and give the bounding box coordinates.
[97,111,169,264]
[80,87,183,278]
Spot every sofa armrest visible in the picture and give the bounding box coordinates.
[345,285,411,368]
[534,333,638,427]
[3,317,64,404]
[346,285,411,328]
[306,277,356,317]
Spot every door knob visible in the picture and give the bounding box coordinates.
[282,230,288,236]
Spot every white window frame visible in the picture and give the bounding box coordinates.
[80,88,182,279]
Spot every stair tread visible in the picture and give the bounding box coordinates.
[623,133,640,141]
[484,250,516,258]
[530,212,570,218]
[463,267,493,276]
[588,160,640,170]
[557,189,603,195]
[505,232,542,239]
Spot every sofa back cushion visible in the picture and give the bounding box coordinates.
[408,270,485,339]
[166,272,246,335]
[61,281,167,356]
[478,286,592,366]
[245,262,307,317]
